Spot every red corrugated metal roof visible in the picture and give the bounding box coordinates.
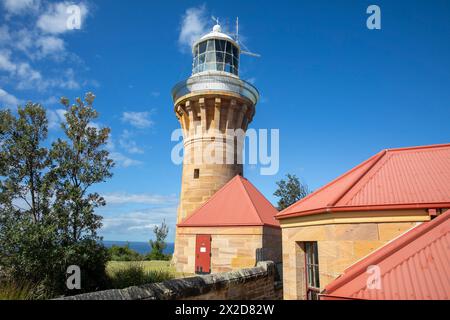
[321,210,450,300]
[178,175,280,228]
[277,143,450,219]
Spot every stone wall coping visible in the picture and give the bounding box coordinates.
[58,261,275,300]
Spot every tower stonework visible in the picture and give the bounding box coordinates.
[172,24,259,223]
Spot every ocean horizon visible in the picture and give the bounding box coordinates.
[102,240,174,255]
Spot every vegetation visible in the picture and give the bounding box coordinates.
[106,261,175,289]
[108,244,143,261]
[0,93,113,298]
[274,174,311,210]
[147,220,171,261]
[0,280,37,300]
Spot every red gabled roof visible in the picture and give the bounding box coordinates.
[321,210,450,300]
[277,143,450,219]
[178,175,280,228]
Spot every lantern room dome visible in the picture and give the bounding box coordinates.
[191,24,240,77]
[195,24,236,44]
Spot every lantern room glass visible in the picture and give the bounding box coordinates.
[192,39,239,76]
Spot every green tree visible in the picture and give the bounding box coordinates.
[0,93,114,297]
[51,92,114,244]
[48,92,113,293]
[274,174,310,210]
[0,103,59,296]
[147,220,169,261]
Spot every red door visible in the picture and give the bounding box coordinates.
[195,234,211,274]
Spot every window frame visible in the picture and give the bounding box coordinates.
[192,39,239,76]
[304,242,320,300]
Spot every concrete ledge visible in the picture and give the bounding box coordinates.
[59,261,278,300]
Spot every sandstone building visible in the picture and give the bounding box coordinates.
[277,143,450,300]
[175,175,281,274]
[321,210,450,300]
[170,24,281,274]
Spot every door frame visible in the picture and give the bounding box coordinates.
[195,234,212,274]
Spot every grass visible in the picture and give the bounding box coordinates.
[106,260,191,289]
[0,281,36,300]
[107,260,175,274]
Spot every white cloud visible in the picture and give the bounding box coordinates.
[105,132,142,168]
[121,111,153,129]
[0,51,46,90]
[0,87,20,107]
[16,62,42,81]
[0,50,16,72]
[36,35,65,56]
[178,5,208,50]
[41,95,59,105]
[47,108,66,129]
[100,207,177,238]
[119,129,144,154]
[2,0,40,15]
[87,121,100,130]
[37,2,88,34]
[110,151,142,168]
[0,26,11,43]
[103,193,177,205]
[0,2,94,98]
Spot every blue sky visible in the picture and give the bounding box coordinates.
[1,0,449,242]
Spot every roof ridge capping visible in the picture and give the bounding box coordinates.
[276,149,386,218]
[178,175,279,228]
[326,150,387,207]
[178,175,242,225]
[384,142,450,153]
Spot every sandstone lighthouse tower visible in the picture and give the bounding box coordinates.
[172,22,259,223]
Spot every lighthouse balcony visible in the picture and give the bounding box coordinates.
[171,73,259,106]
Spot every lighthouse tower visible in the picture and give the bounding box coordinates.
[172,23,259,223]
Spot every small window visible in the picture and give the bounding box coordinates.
[225,41,232,54]
[194,169,200,179]
[305,242,320,300]
[232,45,239,58]
[199,41,207,54]
[205,52,215,63]
[216,39,226,52]
[216,63,225,72]
[206,39,215,52]
[199,53,206,64]
[216,52,224,63]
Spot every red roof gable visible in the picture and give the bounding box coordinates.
[321,210,450,300]
[277,143,450,219]
[178,175,280,228]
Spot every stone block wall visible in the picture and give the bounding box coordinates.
[175,95,256,223]
[59,261,282,300]
[174,226,282,274]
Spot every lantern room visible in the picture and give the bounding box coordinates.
[192,24,240,76]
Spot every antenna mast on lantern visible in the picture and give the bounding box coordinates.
[234,17,261,58]
[236,17,239,42]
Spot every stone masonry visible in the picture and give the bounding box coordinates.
[281,220,418,300]
[59,261,282,300]
[174,94,256,223]
[175,226,282,274]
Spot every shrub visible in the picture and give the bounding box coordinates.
[108,263,145,289]
[108,244,143,261]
